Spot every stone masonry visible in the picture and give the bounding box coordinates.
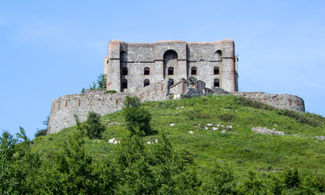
[48,77,305,134]
[104,40,238,92]
[47,40,305,134]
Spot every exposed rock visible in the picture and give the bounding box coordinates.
[108,138,120,144]
[212,87,230,95]
[313,136,325,140]
[251,127,285,136]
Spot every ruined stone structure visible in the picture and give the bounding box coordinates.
[47,39,305,134]
[104,39,238,92]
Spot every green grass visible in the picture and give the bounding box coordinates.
[32,95,325,181]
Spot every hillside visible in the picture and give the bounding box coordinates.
[33,95,325,181]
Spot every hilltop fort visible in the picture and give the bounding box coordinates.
[104,39,238,92]
[47,40,305,134]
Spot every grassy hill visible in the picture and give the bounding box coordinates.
[33,95,325,182]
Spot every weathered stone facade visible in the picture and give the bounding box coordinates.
[104,40,238,92]
[47,40,305,134]
[48,81,170,134]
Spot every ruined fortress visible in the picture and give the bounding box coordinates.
[105,39,238,92]
[47,40,305,134]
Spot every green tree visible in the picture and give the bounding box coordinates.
[123,96,152,135]
[202,162,237,194]
[35,116,49,137]
[110,129,201,194]
[97,74,107,90]
[42,129,95,194]
[0,127,42,194]
[284,168,300,188]
[35,129,47,137]
[0,131,17,193]
[75,112,106,139]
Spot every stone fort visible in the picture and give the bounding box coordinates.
[47,39,305,134]
[104,39,238,92]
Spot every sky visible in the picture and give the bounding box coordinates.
[0,0,324,138]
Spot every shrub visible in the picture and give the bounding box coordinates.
[124,96,141,108]
[185,109,211,120]
[105,90,117,94]
[35,129,47,137]
[218,113,236,122]
[202,162,237,194]
[277,109,320,127]
[284,168,300,188]
[97,74,107,90]
[237,96,274,111]
[75,112,106,139]
[123,96,152,135]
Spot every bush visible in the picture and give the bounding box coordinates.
[284,168,300,188]
[277,109,320,127]
[75,112,106,139]
[237,96,274,111]
[185,109,211,120]
[202,162,237,194]
[123,96,152,135]
[97,74,107,90]
[218,113,236,122]
[105,90,117,94]
[35,129,47,137]
[124,96,141,108]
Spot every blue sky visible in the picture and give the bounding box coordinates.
[1,0,324,138]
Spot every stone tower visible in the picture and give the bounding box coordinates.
[104,39,238,92]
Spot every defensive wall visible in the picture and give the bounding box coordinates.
[47,78,305,134]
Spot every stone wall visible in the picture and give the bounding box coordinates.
[47,80,170,134]
[48,78,305,134]
[232,92,305,112]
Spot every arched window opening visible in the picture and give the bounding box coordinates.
[214,78,220,88]
[215,50,222,61]
[168,67,174,75]
[144,67,150,75]
[122,67,128,76]
[121,79,128,91]
[144,79,150,87]
[191,67,197,75]
[168,79,174,87]
[214,66,219,75]
[163,50,178,78]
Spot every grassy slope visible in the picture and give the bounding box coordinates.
[32,95,325,181]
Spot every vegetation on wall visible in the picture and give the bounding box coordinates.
[81,74,112,94]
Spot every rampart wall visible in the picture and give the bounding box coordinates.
[47,81,169,134]
[233,92,305,112]
[48,78,305,134]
